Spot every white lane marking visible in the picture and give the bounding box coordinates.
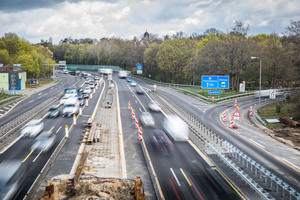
[0,135,22,154]
[3,107,9,110]
[280,158,300,171]
[56,126,62,133]
[135,100,137,104]
[0,109,4,112]
[0,114,2,116]
[139,108,142,113]
[249,139,265,148]
[8,105,13,108]
[29,100,34,103]
[38,93,42,95]
[170,168,181,186]
[33,150,43,162]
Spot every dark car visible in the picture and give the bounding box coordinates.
[136,87,144,94]
[47,105,60,118]
[152,129,174,156]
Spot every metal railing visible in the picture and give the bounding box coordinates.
[151,90,300,200]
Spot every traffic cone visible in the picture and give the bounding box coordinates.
[65,125,69,139]
[234,99,237,107]
[86,98,89,107]
[73,114,77,126]
[128,101,131,110]
[230,117,234,129]
[223,112,226,122]
[90,93,93,99]
[79,107,82,116]
[93,88,96,94]
[138,127,142,141]
[132,109,135,120]
[250,106,253,117]
[135,118,139,129]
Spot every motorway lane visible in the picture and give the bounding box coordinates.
[0,73,78,126]
[0,77,104,199]
[115,76,243,200]
[135,81,300,192]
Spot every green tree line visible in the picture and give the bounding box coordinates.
[0,33,56,78]
[1,20,299,90]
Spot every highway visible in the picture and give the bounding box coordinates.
[0,73,105,199]
[115,76,244,199]
[0,72,299,199]
[132,77,300,193]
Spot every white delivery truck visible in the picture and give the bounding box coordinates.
[162,115,188,142]
[63,97,79,117]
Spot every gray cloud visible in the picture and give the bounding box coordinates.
[0,0,299,43]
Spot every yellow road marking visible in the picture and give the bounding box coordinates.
[180,168,192,186]
[220,107,300,173]
[23,149,34,162]
[215,168,246,200]
[49,126,54,132]
[127,85,147,111]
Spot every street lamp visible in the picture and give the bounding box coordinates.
[251,56,262,112]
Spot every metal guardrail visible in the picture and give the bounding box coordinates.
[152,91,300,200]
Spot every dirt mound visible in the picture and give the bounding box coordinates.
[51,178,135,200]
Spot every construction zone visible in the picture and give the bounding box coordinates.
[39,79,146,200]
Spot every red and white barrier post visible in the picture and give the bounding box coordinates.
[132,109,135,120]
[86,98,89,107]
[65,125,69,139]
[73,114,77,126]
[234,99,237,107]
[128,101,131,110]
[90,93,93,99]
[138,127,142,141]
[250,106,253,117]
[135,118,139,129]
[230,117,234,129]
[93,88,96,94]
[223,112,226,122]
[79,107,82,116]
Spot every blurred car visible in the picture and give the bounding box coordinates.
[127,78,132,82]
[81,91,89,99]
[148,101,161,112]
[78,96,84,106]
[21,119,44,137]
[89,81,95,89]
[152,129,174,156]
[83,87,91,94]
[77,87,83,94]
[63,69,69,74]
[163,115,188,142]
[130,82,137,87]
[31,131,56,153]
[94,76,99,80]
[85,79,90,84]
[0,160,27,200]
[47,105,60,118]
[136,87,144,94]
[140,112,155,127]
[60,95,69,105]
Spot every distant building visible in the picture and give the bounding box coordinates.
[0,65,26,91]
[135,30,150,47]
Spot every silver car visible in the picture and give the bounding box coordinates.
[21,119,44,137]
[140,112,155,127]
[31,131,56,153]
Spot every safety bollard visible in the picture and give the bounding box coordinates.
[73,114,77,126]
[135,118,139,129]
[65,125,69,139]
[138,127,142,141]
[79,107,82,116]
[86,98,89,107]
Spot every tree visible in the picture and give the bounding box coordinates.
[231,20,249,36]
[285,20,300,36]
[0,49,11,65]
[144,43,160,79]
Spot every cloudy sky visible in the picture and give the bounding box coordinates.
[0,0,299,44]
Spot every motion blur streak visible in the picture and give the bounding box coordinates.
[188,176,204,200]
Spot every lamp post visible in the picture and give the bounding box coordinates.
[251,56,262,112]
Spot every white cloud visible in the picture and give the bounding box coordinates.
[0,0,299,43]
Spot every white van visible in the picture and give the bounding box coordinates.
[63,98,79,117]
[162,115,188,142]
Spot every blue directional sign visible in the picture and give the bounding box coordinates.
[202,75,229,89]
[137,63,142,74]
[209,90,222,95]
